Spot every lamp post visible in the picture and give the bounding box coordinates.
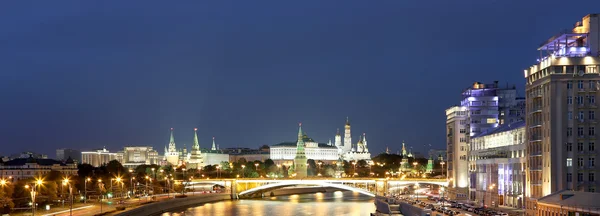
[97,179,104,214]
[128,169,134,198]
[115,177,123,198]
[182,168,187,195]
[217,165,221,178]
[145,176,149,196]
[277,164,282,178]
[25,179,43,216]
[254,163,259,174]
[62,178,73,216]
[241,165,246,178]
[317,162,322,176]
[484,184,496,208]
[352,161,357,177]
[414,183,420,201]
[412,162,418,177]
[440,161,446,177]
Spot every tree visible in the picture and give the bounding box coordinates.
[0,181,15,211]
[264,159,275,169]
[307,159,317,176]
[237,158,247,164]
[11,180,29,208]
[77,164,96,179]
[106,160,127,177]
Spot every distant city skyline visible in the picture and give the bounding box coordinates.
[3,1,600,157]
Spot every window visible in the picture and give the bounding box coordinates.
[590,95,596,104]
[567,127,573,137]
[591,142,596,151]
[590,81,596,90]
[579,111,585,120]
[590,158,595,167]
[579,157,584,167]
[567,142,573,151]
[568,96,573,104]
[590,173,595,182]
[590,111,596,120]
[487,118,496,124]
[567,173,573,182]
[459,137,466,143]
[459,129,466,134]
[579,142,584,151]
[567,158,573,167]
[590,127,596,136]
[460,120,466,125]
[578,173,584,182]
[578,96,584,105]
[567,81,573,89]
[578,127,585,136]
[579,80,585,89]
[568,111,573,120]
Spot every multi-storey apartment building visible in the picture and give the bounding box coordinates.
[446,106,469,200]
[470,121,526,209]
[447,82,524,201]
[524,14,600,216]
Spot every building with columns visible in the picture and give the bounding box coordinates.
[470,121,526,209]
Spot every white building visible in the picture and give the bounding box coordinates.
[470,121,526,209]
[270,119,372,164]
[122,146,159,168]
[81,148,123,167]
[270,135,339,163]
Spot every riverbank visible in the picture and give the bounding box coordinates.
[112,194,230,216]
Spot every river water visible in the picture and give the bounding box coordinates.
[161,191,376,216]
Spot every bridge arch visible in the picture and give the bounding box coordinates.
[237,180,376,198]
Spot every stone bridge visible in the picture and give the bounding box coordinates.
[186,178,448,199]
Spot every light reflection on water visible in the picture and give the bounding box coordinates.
[162,191,375,216]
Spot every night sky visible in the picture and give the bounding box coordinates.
[2,1,599,157]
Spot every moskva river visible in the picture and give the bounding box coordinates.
[162,191,376,216]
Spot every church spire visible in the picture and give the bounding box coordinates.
[168,128,177,153]
[346,116,350,126]
[169,128,175,143]
[294,122,307,178]
[211,136,216,151]
[192,128,199,150]
[336,128,340,136]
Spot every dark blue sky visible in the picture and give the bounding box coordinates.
[2,1,599,157]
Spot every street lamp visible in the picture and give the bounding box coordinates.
[484,184,496,208]
[317,162,322,176]
[352,161,357,177]
[440,161,446,177]
[217,165,221,178]
[129,169,134,197]
[115,177,123,198]
[25,179,43,216]
[412,162,418,177]
[145,176,149,196]
[277,164,282,177]
[241,165,246,178]
[414,183,420,201]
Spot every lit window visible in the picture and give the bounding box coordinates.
[487,118,497,124]
[567,158,572,167]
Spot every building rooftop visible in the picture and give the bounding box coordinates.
[471,121,525,138]
[271,142,338,149]
[1,156,74,167]
[538,189,600,209]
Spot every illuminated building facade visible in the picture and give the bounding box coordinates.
[470,121,526,209]
[81,147,123,167]
[524,14,600,216]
